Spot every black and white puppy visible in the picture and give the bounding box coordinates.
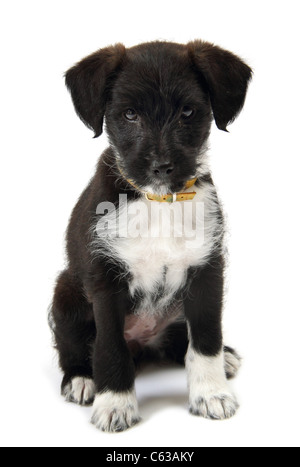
[50,40,252,432]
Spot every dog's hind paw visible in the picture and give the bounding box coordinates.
[91,390,141,432]
[63,377,96,406]
[224,347,242,380]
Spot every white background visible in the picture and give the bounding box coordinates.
[1,0,300,448]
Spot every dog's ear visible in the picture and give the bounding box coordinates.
[65,44,126,137]
[188,40,252,131]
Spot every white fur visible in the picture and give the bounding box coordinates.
[224,348,242,379]
[92,181,223,316]
[186,346,238,420]
[91,389,140,432]
[63,377,96,406]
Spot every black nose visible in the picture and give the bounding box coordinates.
[152,161,174,177]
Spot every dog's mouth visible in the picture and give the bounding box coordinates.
[116,157,197,197]
[142,178,192,196]
[121,172,196,198]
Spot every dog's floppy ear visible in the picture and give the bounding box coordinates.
[65,44,126,137]
[188,40,252,131]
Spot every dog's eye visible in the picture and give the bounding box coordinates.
[181,107,194,119]
[124,109,138,121]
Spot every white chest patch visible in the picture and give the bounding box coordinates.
[92,181,223,315]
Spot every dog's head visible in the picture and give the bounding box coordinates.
[65,41,252,194]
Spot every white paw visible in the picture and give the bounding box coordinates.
[189,392,239,420]
[91,390,141,432]
[224,347,242,380]
[63,377,96,406]
[186,347,239,420]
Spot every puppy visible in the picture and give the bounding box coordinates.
[50,40,252,432]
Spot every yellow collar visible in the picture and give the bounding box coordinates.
[118,164,197,203]
[145,178,197,202]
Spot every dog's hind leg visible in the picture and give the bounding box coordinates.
[163,321,189,365]
[224,346,242,379]
[152,322,241,380]
[50,270,96,405]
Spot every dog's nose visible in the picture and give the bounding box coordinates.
[152,161,174,177]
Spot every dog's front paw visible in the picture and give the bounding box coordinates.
[63,377,96,406]
[91,390,141,432]
[186,348,239,421]
[189,392,239,420]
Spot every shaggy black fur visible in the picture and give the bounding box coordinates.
[50,40,252,424]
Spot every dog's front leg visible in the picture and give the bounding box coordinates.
[185,256,239,420]
[90,287,140,432]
